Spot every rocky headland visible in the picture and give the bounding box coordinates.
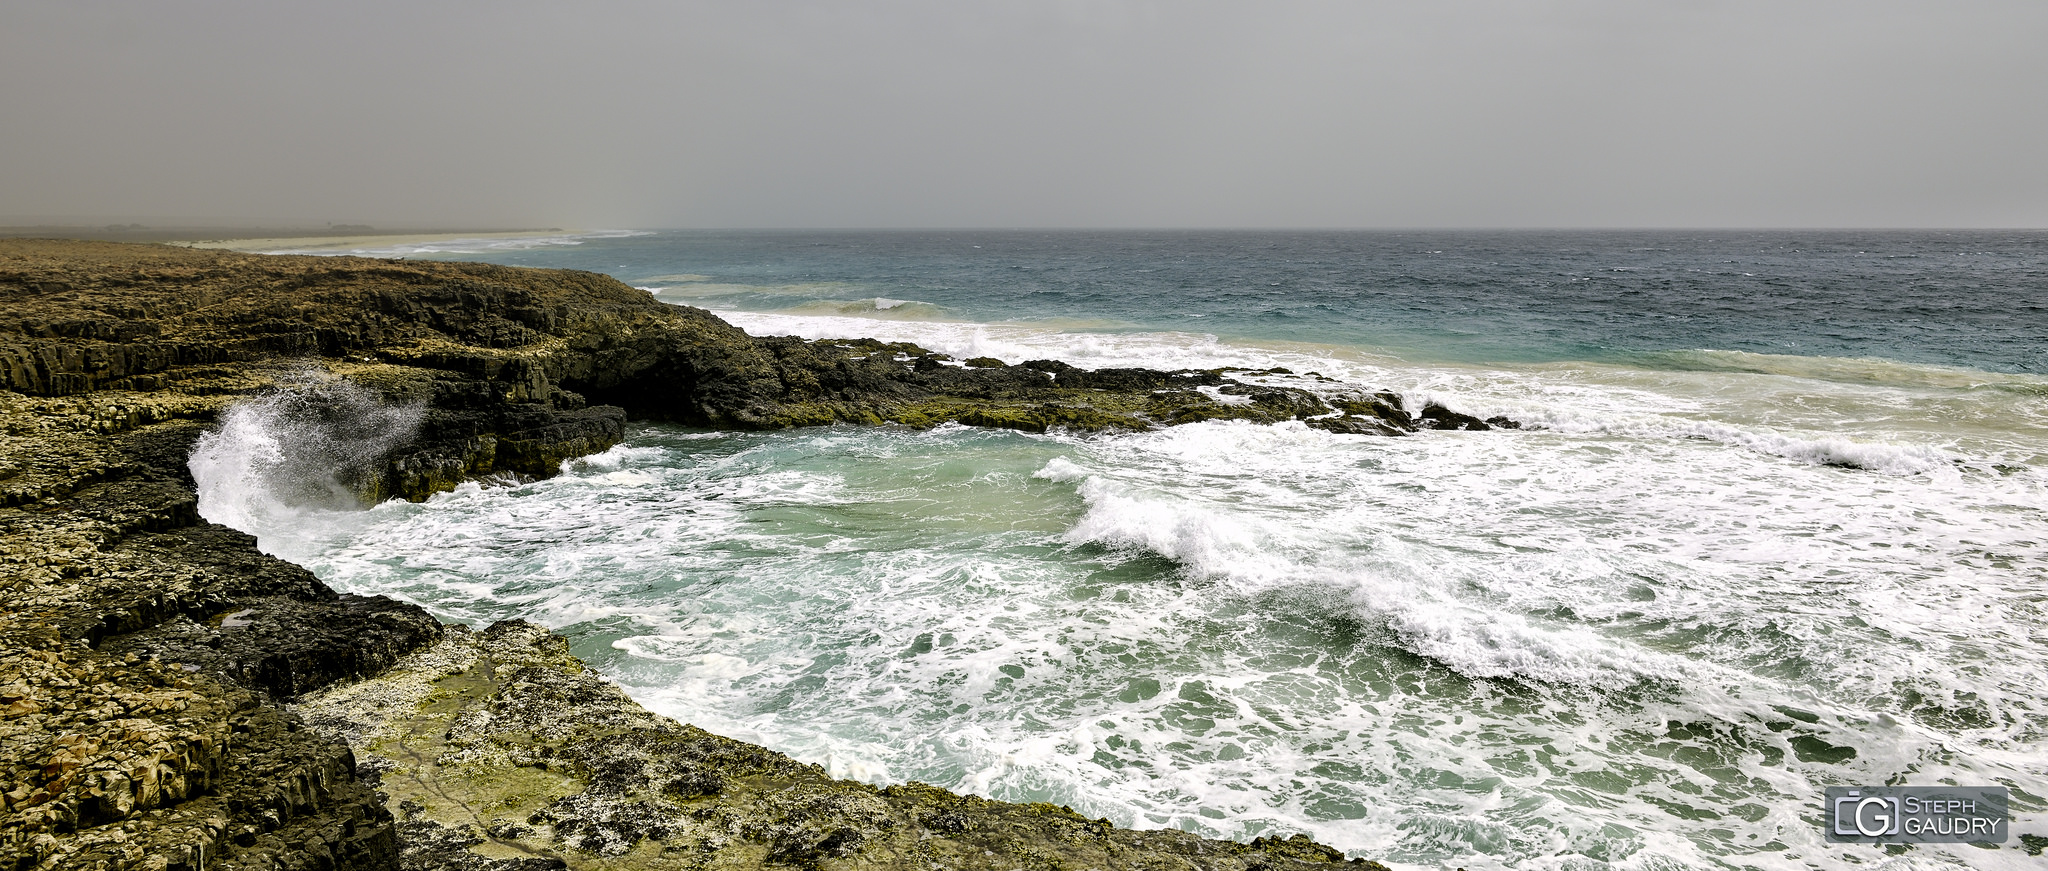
[0,240,1489,870]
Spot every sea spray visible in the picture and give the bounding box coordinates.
[188,375,423,554]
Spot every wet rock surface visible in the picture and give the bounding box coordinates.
[0,240,1482,868]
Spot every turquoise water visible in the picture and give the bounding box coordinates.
[206,231,2048,869]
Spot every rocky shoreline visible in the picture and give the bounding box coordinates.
[0,240,1485,869]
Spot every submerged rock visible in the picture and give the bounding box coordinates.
[1417,403,1495,431]
[1306,415,1409,436]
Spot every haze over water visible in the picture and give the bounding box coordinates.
[198,230,2048,869]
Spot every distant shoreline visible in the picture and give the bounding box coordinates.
[167,229,583,253]
[0,225,569,251]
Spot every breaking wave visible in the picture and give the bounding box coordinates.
[187,376,423,558]
[1039,441,1704,690]
[774,296,956,321]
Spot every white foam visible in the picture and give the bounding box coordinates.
[191,331,2048,871]
[1519,409,1959,476]
[707,309,2014,481]
[758,297,956,322]
[1064,472,1283,587]
[1197,385,1255,406]
[1032,456,1089,483]
[1036,440,1712,690]
[708,309,1321,372]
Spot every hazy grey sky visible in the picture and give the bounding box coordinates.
[5,1,2045,229]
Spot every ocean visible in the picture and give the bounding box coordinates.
[196,230,2048,869]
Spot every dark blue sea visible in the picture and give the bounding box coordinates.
[340,229,2048,373]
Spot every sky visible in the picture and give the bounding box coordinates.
[4,1,2045,230]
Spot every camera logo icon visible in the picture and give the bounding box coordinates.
[1824,786,2006,844]
[1833,791,1902,837]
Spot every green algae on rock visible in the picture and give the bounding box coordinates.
[295,622,1387,871]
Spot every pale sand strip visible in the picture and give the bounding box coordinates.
[168,230,582,253]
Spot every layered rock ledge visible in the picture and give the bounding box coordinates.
[0,240,1459,870]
